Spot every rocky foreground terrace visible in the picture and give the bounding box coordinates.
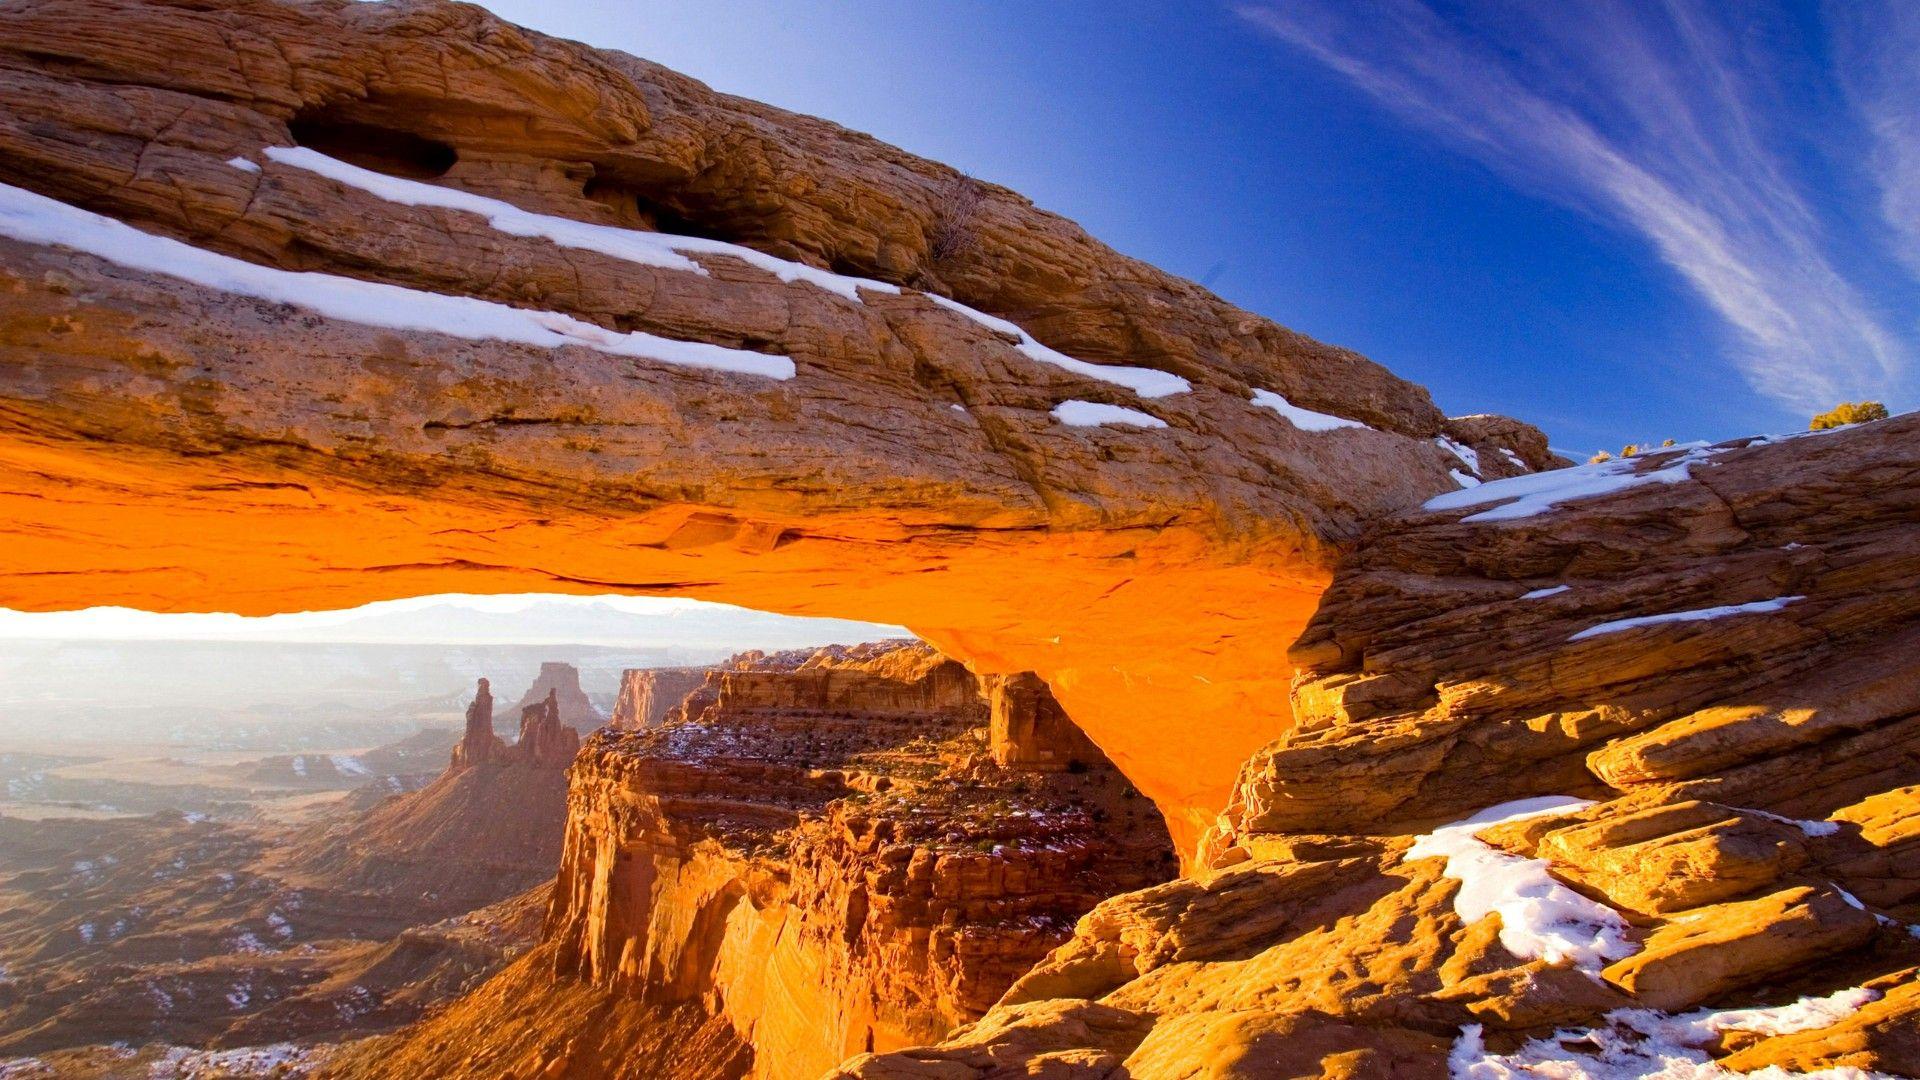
[0,1,1915,1077]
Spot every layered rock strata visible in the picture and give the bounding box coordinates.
[611,666,710,730]
[0,0,1553,850]
[839,418,1920,1078]
[334,641,1176,1079]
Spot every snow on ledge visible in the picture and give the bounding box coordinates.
[254,146,1193,400]
[1250,388,1371,432]
[1406,796,1635,976]
[1568,597,1805,642]
[1451,985,1889,1080]
[1521,585,1571,600]
[264,146,902,304]
[1425,444,1711,522]
[0,181,795,380]
[1437,435,1483,476]
[1743,807,1840,838]
[927,294,1191,398]
[1050,400,1168,429]
[226,156,260,173]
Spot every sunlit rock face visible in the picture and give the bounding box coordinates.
[611,666,709,730]
[333,640,1179,1079]
[842,417,1920,1079]
[0,0,1554,854]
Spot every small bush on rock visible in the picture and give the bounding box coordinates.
[1810,401,1889,430]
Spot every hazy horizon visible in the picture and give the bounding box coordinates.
[0,595,914,748]
[0,593,909,649]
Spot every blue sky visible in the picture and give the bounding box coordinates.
[466,0,1917,454]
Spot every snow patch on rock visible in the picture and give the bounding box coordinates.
[1050,400,1168,429]
[1450,985,1890,1079]
[1407,797,1634,976]
[1426,445,1712,522]
[1251,389,1371,432]
[265,145,900,303]
[927,294,1191,398]
[1568,597,1804,642]
[0,181,795,380]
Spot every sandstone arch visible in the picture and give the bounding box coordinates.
[0,0,1553,855]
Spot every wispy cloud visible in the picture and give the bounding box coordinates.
[1830,3,1920,280]
[1237,0,1909,411]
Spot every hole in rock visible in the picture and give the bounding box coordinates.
[288,110,458,180]
[581,175,733,241]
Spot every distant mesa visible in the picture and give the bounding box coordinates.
[496,661,603,732]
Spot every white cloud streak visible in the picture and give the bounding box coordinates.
[1830,3,1920,279]
[1237,0,1910,411]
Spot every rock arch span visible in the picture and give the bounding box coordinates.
[0,0,1554,856]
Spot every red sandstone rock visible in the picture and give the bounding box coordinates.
[341,642,1174,1080]
[450,678,506,769]
[0,2,1915,1076]
[846,419,1920,1078]
[0,0,1558,853]
[513,689,583,770]
[501,662,603,732]
[611,666,709,730]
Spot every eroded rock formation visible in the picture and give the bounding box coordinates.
[514,689,585,770]
[501,662,604,732]
[611,666,710,730]
[332,641,1176,1079]
[837,417,1920,1078]
[0,0,1555,851]
[450,677,505,769]
[4,2,1916,1077]
[983,672,1107,772]
[282,677,582,923]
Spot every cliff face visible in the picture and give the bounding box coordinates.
[611,666,709,729]
[838,417,1920,1078]
[334,641,1176,1079]
[0,0,1557,851]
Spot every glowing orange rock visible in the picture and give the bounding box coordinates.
[0,0,1554,858]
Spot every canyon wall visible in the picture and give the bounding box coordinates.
[837,416,1920,1078]
[331,641,1176,1079]
[0,0,1555,852]
[611,666,710,729]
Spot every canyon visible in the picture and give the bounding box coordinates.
[0,664,594,1075]
[0,1,1915,1078]
[333,640,1176,1079]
